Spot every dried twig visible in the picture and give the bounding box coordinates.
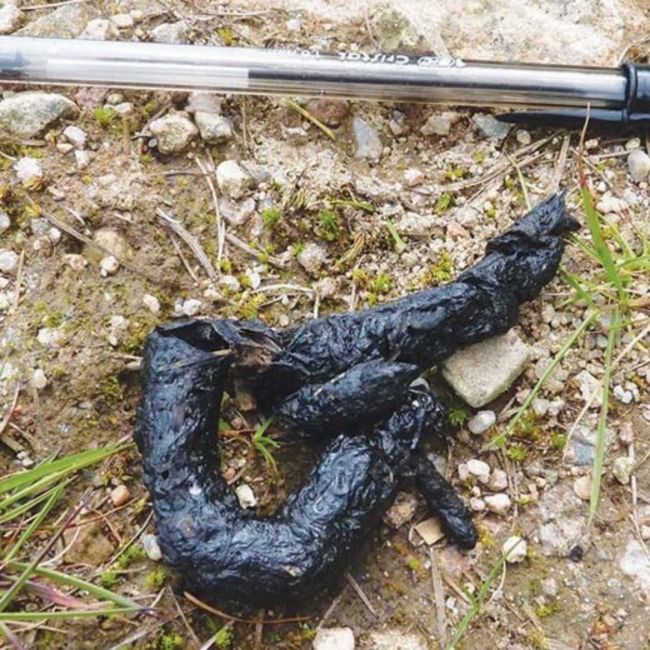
[195,155,225,266]
[224,232,287,269]
[345,572,378,618]
[155,207,219,283]
[428,548,447,646]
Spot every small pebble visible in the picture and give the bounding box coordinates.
[0,210,10,234]
[352,116,383,162]
[312,627,355,650]
[297,242,327,275]
[64,253,88,272]
[37,327,64,348]
[141,533,163,561]
[613,384,634,404]
[487,468,508,492]
[110,484,131,507]
[100,255,120,276]
[484,493,511,515]
[573,475,591,501]
[285,17,301,32]
[142,293,160,314]
[466,459,490,483]
[111,13,134,29]
[305,98,349,127]
[516,129,532,145]
[31,368,48,391]
[181,298,202,317]
[468,410,496,435]
[383,491,418,529]
[14,157,43,188]
[0,249,19,274]
[216,160,252,199]
[74,149,91,170]
[235,484,257,509]
[502,535,527,563]
[641,526,650,542]
[627,149,650,183]
[469,497,486,512]
[612,456,634,485]
[63,124,87,148]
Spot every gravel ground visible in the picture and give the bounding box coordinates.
[0,1,649,649]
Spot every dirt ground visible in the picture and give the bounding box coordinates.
[0,1,649,649]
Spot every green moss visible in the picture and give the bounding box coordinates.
[370,272,391,295]
[485,206,497,219]
[116,544,146,570]
[262,207,282,229]
[214,627,233,649]
[219,257,232,273]
[551,432,567,450]
[93,106,118,128]
[405,556,422,572]
[448,407,469,427]
[444,165,468,181]
[506,444,528,463]
[216,26,236,46]
[422,250,453,285]
[144,568,167,591]
[99,570,120,589]
[157,633,185,650]
[315,208,340,242]
[535,602,558,618]
[435,193,454,214]
[97,375,124,403]
[238,294,265,320]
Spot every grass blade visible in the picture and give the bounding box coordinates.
[0,608,139,622]
[485,310,597,450]
[0,444,127,496]
[3,483,64,562]
[4,562,145,611]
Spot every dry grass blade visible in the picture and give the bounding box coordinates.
[155,207,219,283]
[283,99,336,141]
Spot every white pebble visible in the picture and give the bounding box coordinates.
[63,125,87,148]
[468,410,496,435]
[487,468,508,492]
[312,627,355,650]
[142,293,161,314]
[484,493,512,515]
[285,18,301,32]
[613,384,634,404]
[14,157,42,188]
[111,13,134,29]
[31,368,48,390]
[37,327,64,348]
[64,254,87,272]
[469,497,486,512]
[0,249,19,274]
[0,210,10,234]
[235,484,257,509]
[502,535,527,563]
[110,484,131,507]
[74,149,91,170]
[466,458,490,483]
[627,149,650,183]
[100,255,120,276]
[573,475,591,501]
[182,298,202,317]
[141,533,163,561]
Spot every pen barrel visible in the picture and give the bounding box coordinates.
[0,36,629,110]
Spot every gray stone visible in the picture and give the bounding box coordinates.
[0,4,24,34]
[421,111,459,136]
[313,627,355,650]
[565,425,612,466]
[488,468,508,492]
[297,242,327,275]
[618,539,650,594]
[194,111,233,143]
[141,533,163,561]
[18,3,96,38]
[573,475,591,501]
[0,250,19,274]
[442,330,530,408]
[370,3,447,53]
[575,369,602,406]
[149,112,197,154]
[537,483,584,557]
[472,113,512,139]
[363,630,426,650]
[63,125,87,148]
[627,149,650,183]
[220,197,255,227]
[186,92,222,114]
[150,20,187,43]
[305,98,349,127]
[79,18,118,40]
[612,456,634,485]
[216,160,252,199]
[396,211,436,237]
[0,92,78,138]
[468,410,496,434]
[87,228,131,263]
[110,13,134,29]
[466,458,490,483]
[352,117,382,162]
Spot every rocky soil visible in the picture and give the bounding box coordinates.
[0,1,649,649]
